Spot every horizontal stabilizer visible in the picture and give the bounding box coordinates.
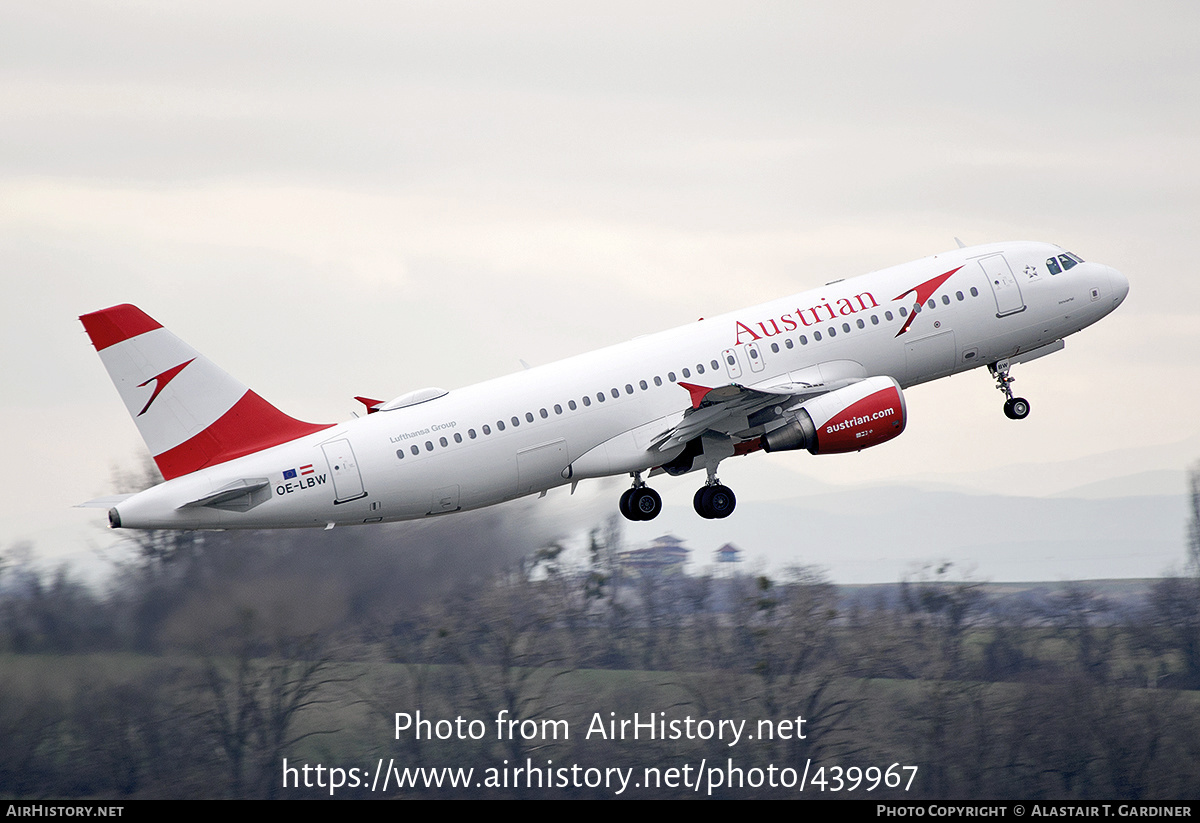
[355,396,384,414]
[178,478,271,512]
[76,494,135,509]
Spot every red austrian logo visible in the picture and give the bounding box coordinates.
[892,267,962,337]
[734,292,880,345]
[731,266,962,345]
[136,359,195,416]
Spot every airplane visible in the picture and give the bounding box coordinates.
[79,241,1128,530]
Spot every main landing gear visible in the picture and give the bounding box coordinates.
[618,437,738,522]
[618,471,738,521]
[694,482,736,519]
[619,473,663,521]
[989,360,1031,420]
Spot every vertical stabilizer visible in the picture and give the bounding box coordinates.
[80,304,332,480]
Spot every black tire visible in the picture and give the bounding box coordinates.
[694,485,736,518]
[707,484,736,518]
[1009,397,1030,419]
[632,487,662,520]
[619,488,637,521]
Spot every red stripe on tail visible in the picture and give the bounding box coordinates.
[79,304,163,351]
[152,391,333,480]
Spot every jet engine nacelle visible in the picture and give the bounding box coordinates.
[762,376,906,455]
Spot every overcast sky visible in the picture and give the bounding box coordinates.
[2,1,1197,579]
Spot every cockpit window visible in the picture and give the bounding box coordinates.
[1046,257,1062,275]
[1058,254,1079,271]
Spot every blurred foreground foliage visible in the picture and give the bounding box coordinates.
[2,486,1199,798]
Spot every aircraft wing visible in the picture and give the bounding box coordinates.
[649,359,868,452]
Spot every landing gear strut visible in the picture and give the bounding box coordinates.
[989,360,1030,420]
[619,472,662,521]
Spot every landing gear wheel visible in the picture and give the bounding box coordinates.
[631,487,662,521]
[620,486,662,521]
[708,485,736,518]
[619,488,637,521]
[990,361,1031,421]
[693,484,736,519]
[1004,397,1030,420]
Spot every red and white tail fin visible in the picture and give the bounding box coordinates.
[80,304,332,480]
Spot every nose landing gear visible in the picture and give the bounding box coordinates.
[990,360,1031,420]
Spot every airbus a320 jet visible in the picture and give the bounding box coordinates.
[79,241,1127,530]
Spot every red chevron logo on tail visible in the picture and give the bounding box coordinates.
[136,359,195,416]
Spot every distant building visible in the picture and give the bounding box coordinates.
[617,534,690,577]
[715,543,742,564]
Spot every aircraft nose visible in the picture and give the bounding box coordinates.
[1107,265,1129,306]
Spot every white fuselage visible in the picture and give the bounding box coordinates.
[111,241,1127,529]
